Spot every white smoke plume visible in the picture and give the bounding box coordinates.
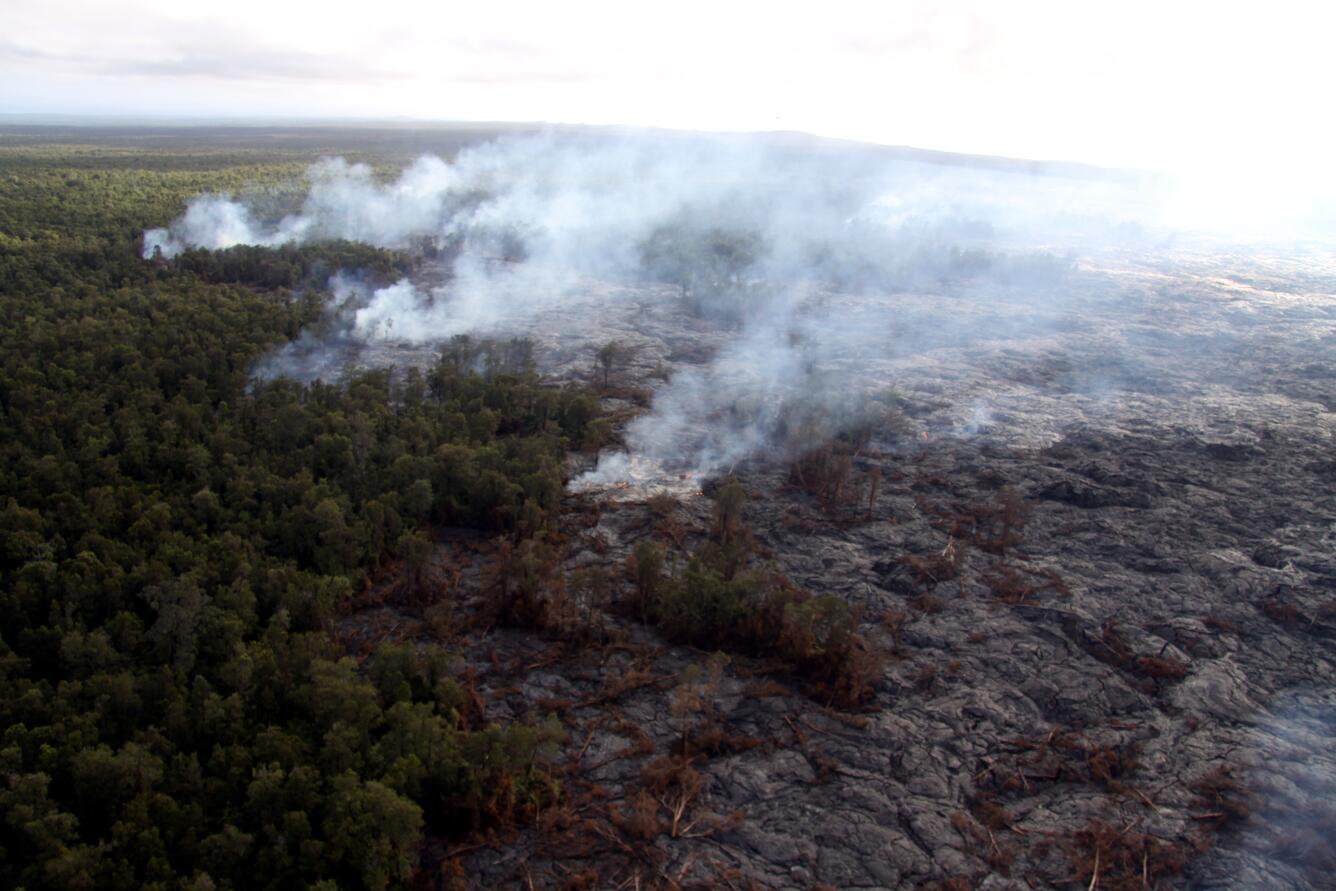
[143,130,1151,268]
[145,129,1283,483]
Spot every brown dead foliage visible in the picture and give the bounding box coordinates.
[899,538,965,589]
[520,762,753,888]
[779,504,821,533]
[1093,621,1191,692]
[881,607,907,654]
[950,809,1017,874]
[655,510,691,551]
[973,799,1014,831]
[1259,597,1303,626]
[553,867,602,890]
[678,724,764,758]
[1188,766,1251,828]
[647,493,682,518]
[788,441,859,511]
[475,536,629,646]
[977,726,1142,799]
[668,659,757,756]
[816,707,870,731]
[960,490,1029,556]
[1135,654,1189,681]
[1065,820,1191,891]
[919,489,1029,556]
[743,679,791,699]
[908,592,946,614]
[522,797,662,888]
[480,538,553,629]
[638,756,743,840]
[1099,621,1134,664]
[433,857,469,891]
[611,790,664,841]
[576,664,664,708]
[983,564,1069,604]
[912,662,939,692]
[916,879,973,891]
[578,717,655,773]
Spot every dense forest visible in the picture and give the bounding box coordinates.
[0,139,601,889]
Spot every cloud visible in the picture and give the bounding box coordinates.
[0,37,393,84]
[6,0,1335,173]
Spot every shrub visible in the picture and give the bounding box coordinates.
[654,557,752,644]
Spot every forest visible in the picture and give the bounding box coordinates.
[0,137,602,890]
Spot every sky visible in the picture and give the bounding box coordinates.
[4,0,1335,180]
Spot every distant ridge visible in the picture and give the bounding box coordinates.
[0,114,1147,181]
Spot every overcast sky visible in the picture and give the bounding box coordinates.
[4,0,1334,179]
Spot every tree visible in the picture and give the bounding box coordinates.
[630,539,665,623]
[595,340,622,389]
[321,774,423,891]
[397,529,433,599]
[638,221,760,316]
[712,480,746,546]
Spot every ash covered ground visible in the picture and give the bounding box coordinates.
[162,131,1336,888]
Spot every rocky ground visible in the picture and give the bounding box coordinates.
[338,239,1336,889]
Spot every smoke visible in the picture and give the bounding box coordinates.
[143,130,1149,267]
[144,155,461,257]
[145,129,1243,482]
[1192,687,1336,888]
[249,272,371,382]
[144,194,269,256]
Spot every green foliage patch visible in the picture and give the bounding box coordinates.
[635,484,883,708]
[0,142,585,889]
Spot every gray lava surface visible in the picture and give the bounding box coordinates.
[338,241,1336,889]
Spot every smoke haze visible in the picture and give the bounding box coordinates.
[143,129,1325,484]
